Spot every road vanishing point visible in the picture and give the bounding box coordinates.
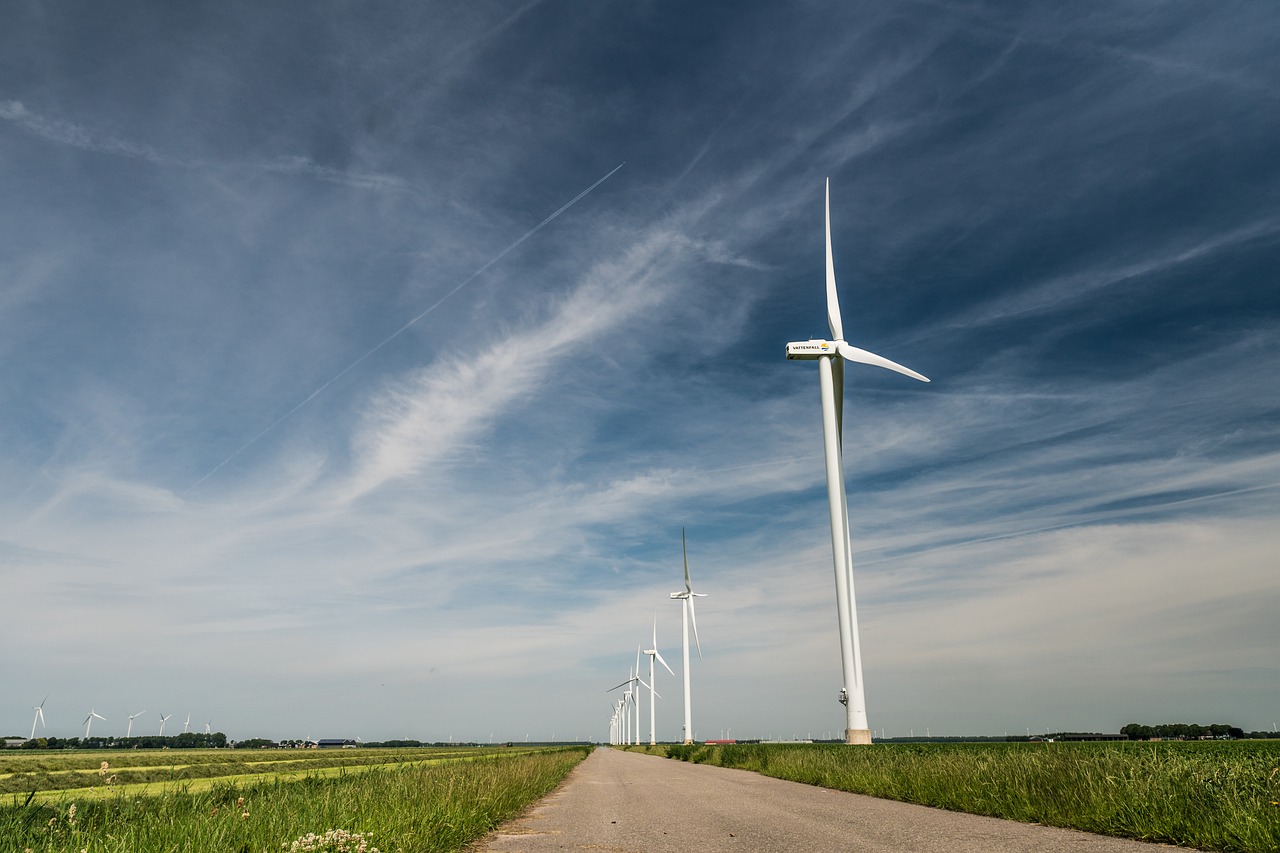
[475,747,1171,852]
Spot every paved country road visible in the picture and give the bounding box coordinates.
[474,747,1172,852]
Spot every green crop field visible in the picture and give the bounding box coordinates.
[0,745,589,852]
[641,740,1280,853]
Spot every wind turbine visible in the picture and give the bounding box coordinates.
[642,617,675,745]
[670,529,706,744]
[159,714,173,736]
[30,695,48,740]
[785,179,929,744]
[183,713,191,733]
[204,720,212,735]
[83,709,105,739]
[127,710,147,738]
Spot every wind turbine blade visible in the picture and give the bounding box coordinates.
[837,342,930,382]
[825,179,844,343]
[606,678,634,692]
[688,597,703,661]
[682,528,692,593]
[654,650,676,677]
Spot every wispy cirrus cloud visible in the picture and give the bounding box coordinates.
[342,229,693,501]
[1,99,415,193]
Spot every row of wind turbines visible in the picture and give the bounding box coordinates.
[607,529,705,746]
[608,181,929,746]
[28,697,214,740]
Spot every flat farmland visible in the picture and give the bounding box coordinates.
[0,746,589,852]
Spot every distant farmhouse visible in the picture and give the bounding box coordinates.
[316,738,358,749]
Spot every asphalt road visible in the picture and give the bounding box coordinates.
[474,747,1170,852]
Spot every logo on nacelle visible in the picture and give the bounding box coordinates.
[786,340,834,359]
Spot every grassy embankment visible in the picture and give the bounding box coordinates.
[0,745,588,852]
[645,740,1280,853]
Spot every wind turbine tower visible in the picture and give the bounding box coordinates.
[127,710,147,738]
[786,180,929,744]
[159,714,173,736]
[83,709,105,739]
[642,617,675,746]
[670,529,706,744]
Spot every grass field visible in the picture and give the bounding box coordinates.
[644,740,1280,853]
[0,746,588,852]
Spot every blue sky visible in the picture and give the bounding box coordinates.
[3,1,1277,742]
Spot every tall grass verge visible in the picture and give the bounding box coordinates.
[656,741,1280,853]
[1,746,587,853]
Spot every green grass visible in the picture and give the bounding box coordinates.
[651,741,1280,853]
[0,748,518,802]
[0,746,588,852]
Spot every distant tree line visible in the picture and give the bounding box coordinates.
[363,740,481,748]
[17,732,228,749]
[1120,722,1247,740]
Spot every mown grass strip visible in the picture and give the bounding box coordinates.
[649,741,1280,853]
[1,746,588,852]
[0,747,537,797]
[13,747,504,799]
[6,748,551,803]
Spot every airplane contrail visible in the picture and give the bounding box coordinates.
[182,162,626,496]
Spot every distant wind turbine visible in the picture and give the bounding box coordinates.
[608,660,650,746]
[204,720,212,735]
[785,179,929,744]
[83,709,105,739]
[670,529,706,744]
[184,713,191,733]
[159,714,173,736]
[126,710,147,738]
[642,617,675,746]
[30,695,48,740]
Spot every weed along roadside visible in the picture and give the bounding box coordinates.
[0,746,589,852]
[645,740,1280,853]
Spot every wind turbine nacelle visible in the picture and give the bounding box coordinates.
[786,340,835,360]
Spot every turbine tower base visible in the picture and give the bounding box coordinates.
[845,728,872,745]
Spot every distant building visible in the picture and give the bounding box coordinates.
[1060,733,1128,742]
[316,738,358,748]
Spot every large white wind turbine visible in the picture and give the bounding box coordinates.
[30,695,48,740]
[670,529,706,744]
[83,709,105,739]
[159,714,173,736]
[126,710,147,738]
[786,180,929,744]
[642,617,676,746]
